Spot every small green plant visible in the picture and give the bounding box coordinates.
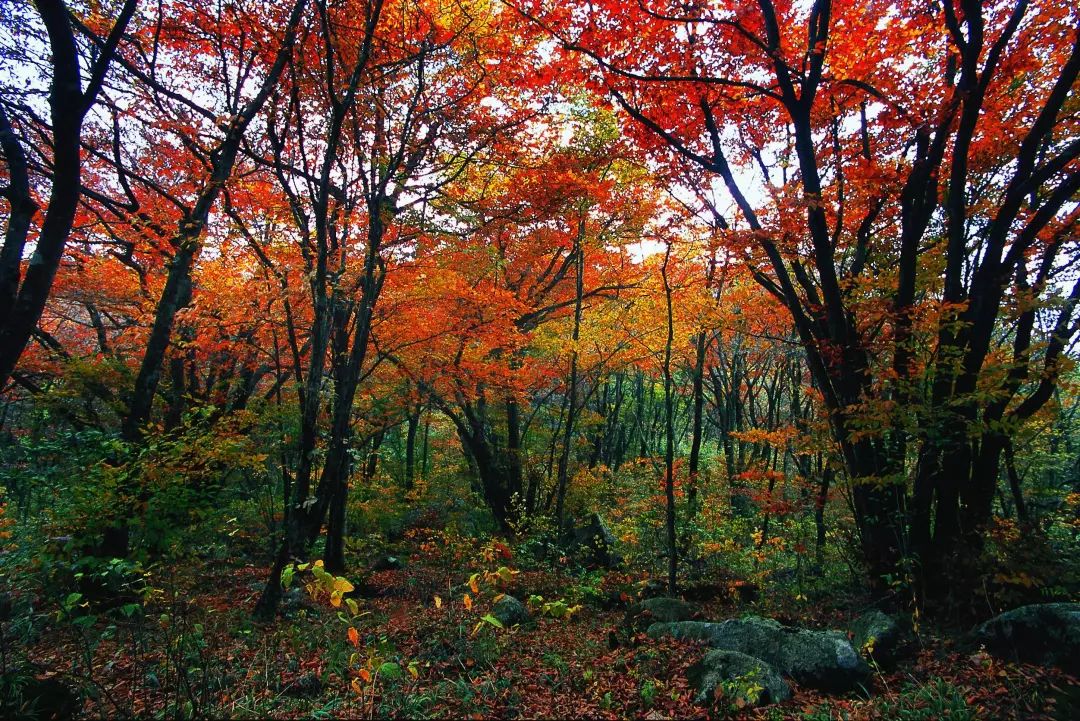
[639,678,658,707]
[876,679,977,721]
[702,668,768,714]
[526,594,582,620]
[542,651,569,676]
[281,559,359,612]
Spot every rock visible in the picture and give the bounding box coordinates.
[570,513,621,568]
[647,617,870,693]
[639,579,669,599]
[625,597,696,631]
[370,554,405,572]
[0,673,82,720]
[687,649,791,707]
[281,671,322,698]
[492,594,531,627]
[595,589,630,610]
[279,588,319,616]
[850,610,903,667]
[973,602,1080,673]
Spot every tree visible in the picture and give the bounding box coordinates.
[402,115,651,529]
[0,0,137,390]
[517,0,1080,601]
[248,0,539,614]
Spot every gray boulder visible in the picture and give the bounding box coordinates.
[570,513,621,567]
[850,610,903,667]
[687,649,791,707]
[637,579,669,600]
[648,616,870,693]
[973,602,1080,673]
[626,597,696,631]
[492,594,531,627]
[279,588,318,616]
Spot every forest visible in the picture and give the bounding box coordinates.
[0,0,1078,718]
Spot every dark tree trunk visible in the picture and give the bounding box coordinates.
[0,0,136,388]
[814,464,832,573]
[554,221,585,528]
[506,397,523,508]
[1003,440,1028,524]
[661,244,678,594]
[404,404,421,490]
[421,415,431,479]
[687,330,708,519]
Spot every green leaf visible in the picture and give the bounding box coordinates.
[378,661,402,680]
[481,614,504,628]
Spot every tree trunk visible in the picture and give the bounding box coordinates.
[404,404,420,490]
[506,397,524,510]
[1003,440,1028,524]
[0,0,137,388]
[554,221,585,528]
[687,330,708,519]
[661,244,678,594]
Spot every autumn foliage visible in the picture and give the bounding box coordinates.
[1,0,1079,718]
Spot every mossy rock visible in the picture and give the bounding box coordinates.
[492,594,531,627]
[625,597,697,631]
[850,610,903,667]
[648,616,870,693]
[973,602,1080,673]
[687,649,791,707]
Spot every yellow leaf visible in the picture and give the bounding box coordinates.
[434,595,443,609]
[314,559,324,568]
[463,593,473,611]
[408,664,419,679]
[330,590,343,607]
[351,677,363,694]
[335,578,355,593]
[469,573,480,594]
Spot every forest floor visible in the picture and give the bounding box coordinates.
[19,527,1080,720]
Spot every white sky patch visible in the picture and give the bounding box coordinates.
[628,238,666,263]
